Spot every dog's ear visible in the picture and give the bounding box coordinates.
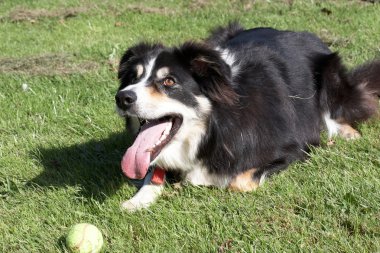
[118,43,163,79]
[178,42,238,106]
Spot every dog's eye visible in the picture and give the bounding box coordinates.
[162,77,175,87]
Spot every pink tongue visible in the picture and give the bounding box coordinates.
[122,120,172,179]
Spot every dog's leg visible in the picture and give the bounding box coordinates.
[228,168,262,192]
[121,168,165,212]
[121,183,163,212]
[185,167,230,188]
[324,113,361,140]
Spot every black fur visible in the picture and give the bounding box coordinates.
[175,42,238,105]
[196,25,379,179]
[117,23,380,183]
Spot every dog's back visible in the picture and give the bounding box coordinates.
[201,23,380,177]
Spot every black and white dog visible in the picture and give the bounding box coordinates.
[115,23,380,211]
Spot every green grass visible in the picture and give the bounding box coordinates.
[1,0,380,252]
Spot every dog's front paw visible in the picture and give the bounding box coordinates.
[121,199,149,212]
[121,184,163,212]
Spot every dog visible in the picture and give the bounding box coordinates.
[115,23,380,211]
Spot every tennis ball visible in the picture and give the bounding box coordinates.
[66,223,103,253]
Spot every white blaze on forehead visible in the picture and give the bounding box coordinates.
[156,67,170,79]
[136,64,144,78]
[120,57,157,92]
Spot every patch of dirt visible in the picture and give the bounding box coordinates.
[0,54,99,76]
[231,0,295,9]
[218,239,234,253]
[109,1,212,16]
[189,0,213,10]
[3,6,91,23]
[125,4,176,15]
[320,7,332,15]
[107,58,119,73]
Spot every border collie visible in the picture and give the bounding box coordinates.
[115,23,380,211]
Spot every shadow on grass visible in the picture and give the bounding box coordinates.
[28,131,134,201]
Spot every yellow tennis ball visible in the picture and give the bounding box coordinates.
[66,223,104,253]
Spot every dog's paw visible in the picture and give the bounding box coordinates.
[120,184,163,212]
[338,124,361,140]
[121,199,149,212]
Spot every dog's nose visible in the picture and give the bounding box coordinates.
[115,90,137,109]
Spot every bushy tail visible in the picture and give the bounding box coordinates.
[320,54,380,125]
[349,59,380,97]
[348,59,380,121]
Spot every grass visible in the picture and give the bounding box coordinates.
[0,0,379,252]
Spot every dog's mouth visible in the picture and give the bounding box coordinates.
[121,115,182,180]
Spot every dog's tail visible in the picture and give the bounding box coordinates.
[347,58,380,122]
[320,54,380,125]
[349,59,380,98]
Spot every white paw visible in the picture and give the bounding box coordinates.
[121,199,149,212]
[121,184,163,212]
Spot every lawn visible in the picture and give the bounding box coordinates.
[0,0,379,252]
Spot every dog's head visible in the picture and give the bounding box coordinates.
[116,42,237,113]
[115,42,238,170]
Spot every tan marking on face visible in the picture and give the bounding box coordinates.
[146,85,167,100]
[338,124,361,140]
[228,168,260,192]
[156,67,170,79]
[136,64,144,79]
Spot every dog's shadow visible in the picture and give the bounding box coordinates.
[29,131,134,201]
